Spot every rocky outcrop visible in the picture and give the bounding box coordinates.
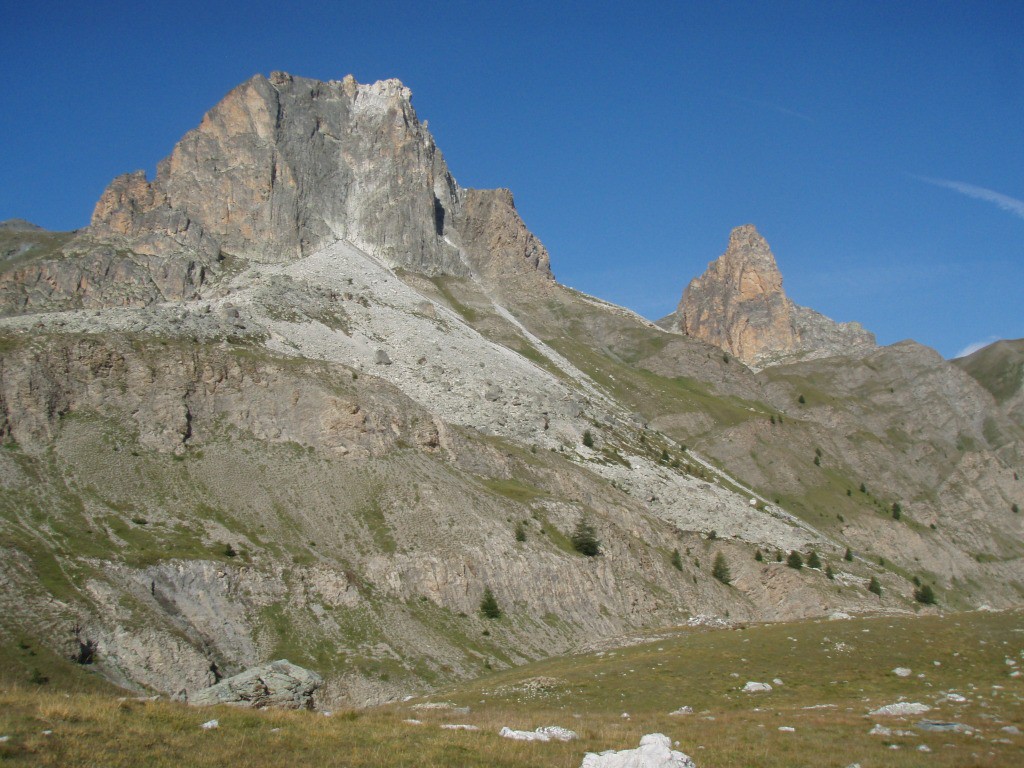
[669,225,874,369]
[455,188,553,285]
[87,72,552,283]
[188,660,322,709]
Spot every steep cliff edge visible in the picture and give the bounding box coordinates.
[0,73,552,316]
[666,225,874,370]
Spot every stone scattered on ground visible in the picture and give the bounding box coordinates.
[669,706,693,715]
[778,726,795,732]
[742,681,772,693]
[892,667,912,677]
[581,733,697,768]
[916,720,973,734]
[1001,725,1021,735]
[403,719,423,725]
[943,692,967,703]
[869,702,931,716]
[0,736,9,743]
[200,719,219,730]
[412,702,468,712]
[188,660,322,710]
[917,745,931,753]
[499,725,578,742]
[868,724,892,736]
[440,724,479,731]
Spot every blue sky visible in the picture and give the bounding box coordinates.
[2,1,1021,359]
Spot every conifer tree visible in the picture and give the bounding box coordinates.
[480,587,502,619]
[712,552,731,585]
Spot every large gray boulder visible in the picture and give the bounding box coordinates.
[188,659,322,710]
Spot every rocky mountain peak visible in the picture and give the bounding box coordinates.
[671,224,874,369]
[86,72,552,288]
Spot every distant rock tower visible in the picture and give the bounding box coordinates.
[672,225,874,369]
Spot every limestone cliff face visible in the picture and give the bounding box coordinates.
[673,225,874,369]
[1,73,553,315]
[88,71,552,281]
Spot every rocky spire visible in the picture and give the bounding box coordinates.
[674,225,874,369]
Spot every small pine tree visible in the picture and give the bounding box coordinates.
[807,551,822,569]
[826,564,835,580]
[480,587,502,619]
[844,547,854,562]
[711,552,731,585]
[582,429,595,448]
[571,517,601,556]
[798,394,806,404]
[754,548,764,562]
[1013,503,1020,514]
[860,483,867,494]
[671,548,683,571]
[786,551,804,570]
[914,584,937,605]
[813,455,821,466]
[868,576,882,596]
[891,502,902,520]
[514,522,526,542]
[775,550,784,562]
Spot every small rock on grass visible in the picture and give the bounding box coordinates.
[200,719,219,730]
[870,702,930,716]
[499,725,578,742]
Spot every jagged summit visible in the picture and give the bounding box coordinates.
[669,224,874,369]
[0,72,552,316]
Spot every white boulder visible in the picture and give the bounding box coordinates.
[743,681,772,693]
[499,725,578,742]
[581,733,696,768]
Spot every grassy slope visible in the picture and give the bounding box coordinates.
[1,610,1020,767]
[954,339,1024,421]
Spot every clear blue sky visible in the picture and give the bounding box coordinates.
[2,1,1021,358]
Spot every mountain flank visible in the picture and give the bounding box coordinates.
[954,338,1024,429]
[0,72,1021,707]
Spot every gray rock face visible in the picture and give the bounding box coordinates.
[188,660,322,709]
[670,225,874,369]
[87,72,552,282]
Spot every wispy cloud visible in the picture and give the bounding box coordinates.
[715,91,813,122]
[953,336,1000,359]
[916,176,1024,221]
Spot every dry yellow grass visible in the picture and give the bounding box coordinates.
[1,610,1022,766]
